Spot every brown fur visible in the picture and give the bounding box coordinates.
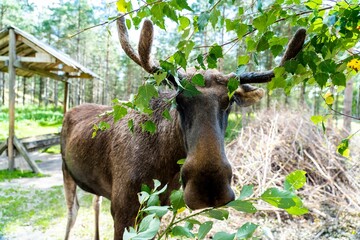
[61,79,264,239]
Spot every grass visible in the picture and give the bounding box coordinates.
[0,185,114,239]
[0,105,63,141]
[0,169,46,182]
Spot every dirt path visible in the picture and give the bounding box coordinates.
[0,151,63,189]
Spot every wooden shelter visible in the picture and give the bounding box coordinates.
[0,25,99,173]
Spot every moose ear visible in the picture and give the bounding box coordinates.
[233,84,265,107]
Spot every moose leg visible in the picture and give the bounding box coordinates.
[93,195,102,240]
[110,189,139,240]
[62,163,80,240]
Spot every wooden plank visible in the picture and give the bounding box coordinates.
[20,133,60,152]
[0,140,8,155]
[13,136,42,174]
[14,61,66,82]
[0,56,8,61]
[17,53,56,63]
[8,28,16,171]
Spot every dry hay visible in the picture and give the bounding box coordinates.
[227,109,360,212]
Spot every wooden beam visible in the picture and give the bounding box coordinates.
[13,136,42,174]
[17,35,46,54]
[64,81,69,113]
[17,52,56,63]
[8,28,16,171]
[14,61,67,82]
[0,140,8,155]
[0,56,8,61]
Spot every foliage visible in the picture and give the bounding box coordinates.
[124,170,307,239]
[109,0,360,137]
[0,106,62,141]
[0,169,45,182]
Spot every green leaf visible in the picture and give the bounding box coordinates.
[153,179,161,191]
[314,72,329,88]
[212,232,235,240]
[197,54,206,69]
[235,23,248,38]
[141,120,156,134]
[197,12,210,31]
[171,226,194,238]
[135,84,158,112]
[116,0,128,13]
[113,105,127,123]
[337,138,350,157]
[256,34,269,52]
[331,72,346,87]
[198,221,213,239]
[236,222,258,239]
[238,55,250,65]
[227,200,257,213]
[284,170,307,191]
[170,190,186,211]
[179,16,190,30]
[209,8,221,28]
[174,51,187,69]
[154,71,167,85]
[162,109,172,120]
[138,191,150,204]
[128,119,134,132]
[176,0,192,11]
[177,158,185,165]
[270,45,283,56]
[261,188,296,209]
[209,45,223,58]
[310,115,323,125]
[239,185,254,200]
[206,209,229,220]
[227,77,239,98]
[284,195,309,215]
[163,4,178,22]
[181,80,201,97]
[253,14,267,33]
[284,60,299,74]
[192,74,205,87]
[143,206,169,218]
[319,59,337,74]
[137,214,161,239]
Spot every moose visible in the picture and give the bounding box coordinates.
[61,15,306,240]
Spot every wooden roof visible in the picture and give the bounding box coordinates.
[0,25,99,81]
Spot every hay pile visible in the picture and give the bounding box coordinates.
[227,109,360,212]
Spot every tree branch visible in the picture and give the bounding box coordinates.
[67,0,163,39]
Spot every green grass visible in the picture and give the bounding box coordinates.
[0,105,63,141]
[0,185,113,239]
[0,169,46,182]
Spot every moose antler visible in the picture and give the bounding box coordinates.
[117,16,159,74]
[117,15,306,86]
[236,28,307,84]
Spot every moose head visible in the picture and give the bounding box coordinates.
[116,16,306,209]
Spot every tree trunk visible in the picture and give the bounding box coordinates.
[54,80,58,109]
[22,77,26,105]
[0,72,4,105]
[103,33,110,104]
[300,81,306,106]
[44,78,49,108]
[343,78,354,133]
[38,77,44,107]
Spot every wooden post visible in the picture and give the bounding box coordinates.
[8,27,16,171]
[64,80,69,113]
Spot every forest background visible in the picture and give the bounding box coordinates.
[0,0,359,136]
